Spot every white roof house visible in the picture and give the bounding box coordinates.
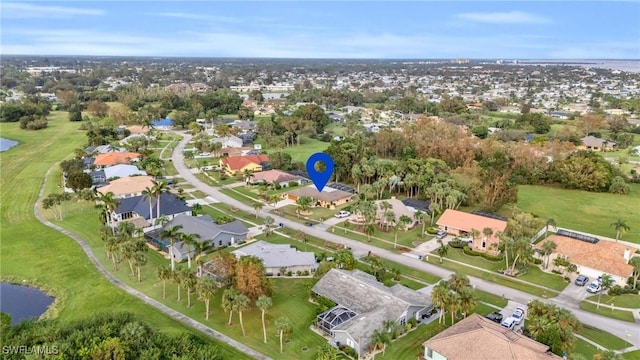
[232,240,317,274]
[103,164,147,179]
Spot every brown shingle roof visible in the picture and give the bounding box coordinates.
[536,235,634,278]
[423,314,562,360]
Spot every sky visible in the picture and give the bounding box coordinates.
[1,1,639,59]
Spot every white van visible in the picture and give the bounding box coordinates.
[500,317,516,329]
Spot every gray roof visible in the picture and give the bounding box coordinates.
[163,215,248,240]
[232,240,316,268]
[103,164,147,179]
[312,269,432,340]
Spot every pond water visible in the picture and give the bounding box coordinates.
[0,137,19,152]
[0,282,55,325]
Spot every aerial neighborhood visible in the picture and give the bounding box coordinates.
[2,54,640,360]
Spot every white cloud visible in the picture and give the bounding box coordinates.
[456,11,551,24]
[0,2,105,18]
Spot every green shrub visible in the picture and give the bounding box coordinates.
[449,240,467,249]
[532,257,543,265]
[426,227,440,235]
[462,246,503,261]
[609,285,640,296]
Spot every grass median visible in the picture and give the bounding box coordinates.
[578,301,636,322]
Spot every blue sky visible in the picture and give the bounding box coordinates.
[1,1,639,59]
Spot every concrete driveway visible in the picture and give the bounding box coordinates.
[559,281,592,302]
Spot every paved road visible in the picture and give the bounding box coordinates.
[35,166,271,360]
[173,134,640,349]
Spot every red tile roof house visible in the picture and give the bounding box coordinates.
[219,154,269,176]
[436,209,507,253]
[93,152,141,169]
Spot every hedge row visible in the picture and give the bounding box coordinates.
[463,246,504,262]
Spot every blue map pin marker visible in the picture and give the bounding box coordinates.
[306,152,334,192]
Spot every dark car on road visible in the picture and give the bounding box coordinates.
[485,312,504,323]
[575,275,589,286]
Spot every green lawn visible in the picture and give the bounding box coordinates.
[572,338,601,360]
[578,301,636,322]
[0,116,250,359]
[623,350,640,359]
[475,289,508,308]
[259,136,330,164]
[517,185,640,244]
[578,325,632,350]
[586,294,640,309]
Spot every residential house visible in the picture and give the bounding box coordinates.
[211,135,243,148]
[436,209,508,252]
[91,165,147,184]
[111,192,191,231]
[373,197,417,229]
[220,154,269,176]
[85,145,128,155]
[423,314,562,360]
[313,269,433,356]
[146,215,248,262]
[231,240,317,275]
[535,232,635,285]
[151,118,173,131]
[97,175,155,199]
[284,185,355,208]
[580,135,617,152]
[93,152,141,168]
[248,169,309,187]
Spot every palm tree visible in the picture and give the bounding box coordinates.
[436,239,449,263]
[482,227,493,249]
[263,216,275,237]
[447,291,461,324]
[142,186,154,223]
[222,287,238,325]
[196,277,217,320]
[393,215,412,249]
[541,240,557,269]
[275,316,293,353]
[173,269,184,302]
[97,191,120,231]
[610,219,630,241]
[448,273,470,293]
[457,287,476,319]
[295,196,313,217]
[151,179,167,219]
[235,293,250,336]
[191,203,202,216]
[371,329,391,356]
[431,281,450,324]
[160,224,183,271]
[364,222,376,242]
[182,270,197,308]
[429,202,441,226]
[384,210,395,231]
[470,228,480,247]
[193,241,215,274]
[157,266,172,299]
[597,274,615,309]
[178,232,201,269]
[252,202,263,218]
[269,194,280,211]
[256,295,272,343]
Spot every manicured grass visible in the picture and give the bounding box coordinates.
[572,337,601,360]
[424,257,558,298]
[220,188,260,203]
[194,172,219,186]
[163,159,179,176]
[518,267,569,292]
[578,301,636,322]
[623,350,640,359]
[475,289,508,308]
[579,325,632,350]
[190,190,208,199]
[259,136,330,164]
[586,294,640,309]
[517,185,640,244]
[0,117,250,359]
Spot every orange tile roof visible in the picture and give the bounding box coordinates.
[436,209,507,245]
[97,176,154,197]
[536,234,634,278]
[424,314,561,360]
[94,152,141,166]
[221,154,269,171]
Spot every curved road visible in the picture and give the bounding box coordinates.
[34,166,271,360]
[173,134,640,350]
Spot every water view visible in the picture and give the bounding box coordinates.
[0,137,19,152]
[0,282,54,325]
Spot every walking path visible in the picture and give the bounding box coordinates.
[34,165,271,360]
[171,133,640,350]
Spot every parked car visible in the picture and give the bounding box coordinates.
[485,312,504,323]
[512,307,526,325]
[458,236,473,244]
[435,230,447,239]
[575,275,589,286]
[587,281,602,293]
[334,210,351,218]
[500,317,516,329]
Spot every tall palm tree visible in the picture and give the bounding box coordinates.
[447,291,461,324]
[428,202,441,226]
[275,316,292,353]
[256,296,272,344]
[160,224,183,271]
[156,265,172,299]
[173,269,184,302]
[252,202,263,218]
[182,269,197,308]
[142,186,154,223]
[235,293,250,336]
[384,210,395,231]
[151,179,167,220]
[97,191,120,231]
[470,228,480,247]
[482,227,493,249]
[269,194,280,211]
[457,287,476,319]
[196,276,217,320]
[295,196,313,217]
[263,216,275,237]
[610,219,630,241]
[179,232,201,269]
[393,215,412,248]
[431,281,450,324]
[541,240,557,269]
[222,287,238,325]
[191,203,202,216]
[436,240,449,264]
[597,274,615,309]
[371,329,391,356]
[364,223,376,242]
[193,241,215,275]
[448,273,470,293]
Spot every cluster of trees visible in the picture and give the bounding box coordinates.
[0,312,225,359]
[60,158,92,191]
[255,104,330,148]
[526,300,582,356]
[430,273,477,325]
[101,222,149,281]
[0,97,51,130]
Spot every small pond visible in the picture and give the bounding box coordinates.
[0,282,55,325]
[0,137,19,152]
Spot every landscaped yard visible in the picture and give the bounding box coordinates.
[572,337,601,360]
[586,294,640,308]
[517,184,640,244]
[578,325,632,350]
[0,117,250,359]
[578,301,636,322]
[623,350,640,359]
